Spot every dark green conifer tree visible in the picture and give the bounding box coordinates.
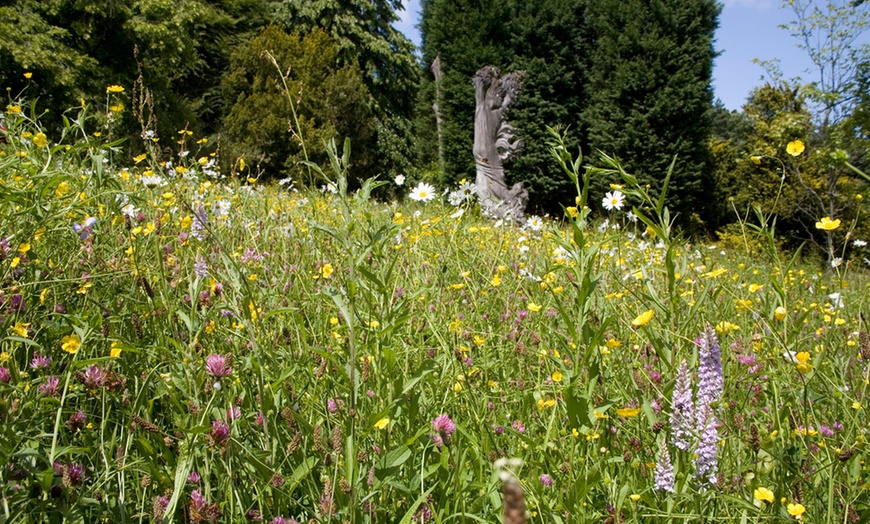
[581,0,720,226]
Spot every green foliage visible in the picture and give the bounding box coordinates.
[222,26,374,183]
[710,83,813,239]
[277,0,421,179]
[0,0,277,146]
[580,0,720,227]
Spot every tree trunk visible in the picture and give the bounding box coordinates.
[473,66,527,222]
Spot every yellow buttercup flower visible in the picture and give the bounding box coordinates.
[786,140,805,156]
[106,85,125,93]
[774,306,788,321]
[110,341,122,358]
[321,263,334,279]
[754,487,774,503]
[10,322,30,338]
[32,133,48,147]
[787,503,806,519]
[795,351,813,374]
[61,333,81,354]
[615,407,641,418]
[551,371,563,383]
[527,302,542,312]
[632,309,654,327]
[374,417,390,430]
[815,217,840,231]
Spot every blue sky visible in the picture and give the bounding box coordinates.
[393,0,863,112]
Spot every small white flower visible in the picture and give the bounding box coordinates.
[828,292,844,309]
[409,182,436,202]
[525,215,543,231]
[213,200,231,218]
[141,175,166,188]
[602,190,625,211]
[450,208,465,219]
[394,174,406,186]
[853,239,867,247]
[121,204,139,217]
[626,211,637,223]
[458,182,476,198]
[831,257,843,268]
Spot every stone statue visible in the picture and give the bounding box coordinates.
[473,66,527,222]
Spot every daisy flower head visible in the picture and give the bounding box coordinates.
[525,215,544,231]
[409,182,436,202]
[394,174,406,186]
[602,190,625,211]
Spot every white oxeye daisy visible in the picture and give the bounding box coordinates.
[525,215,543,231]
[394,174,406,186]
[409,182,436,202]
[602,190,625,211]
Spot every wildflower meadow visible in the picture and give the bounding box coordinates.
[0,100,869,524]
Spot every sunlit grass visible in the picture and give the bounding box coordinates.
[0,105,868,524]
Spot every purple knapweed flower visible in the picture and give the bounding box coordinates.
[654,438,675,493]
[413,505,432,523]
[269,517,299,524]
[8,294,25,313]
[39,376,61,397]
[539,474,553,487]
[30,352,52,370]
[82,364,106,390]
[210,420,230,447]
[0,367,10,383]
[694,408,719,487]
[696,325,723,424]
[190,488,205,507]
[62,463,87,487]
[205,354,232,378]
[187,471,201,484]
[670,359,694,451]
[512,420,526,433]
[66,410,87,431]
[153,495,170,521]
[432,414,456,438]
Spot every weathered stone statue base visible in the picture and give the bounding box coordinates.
[473,66,527,223]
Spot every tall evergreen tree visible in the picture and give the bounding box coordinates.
[581,0,720,226]
[278,0,420,179]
